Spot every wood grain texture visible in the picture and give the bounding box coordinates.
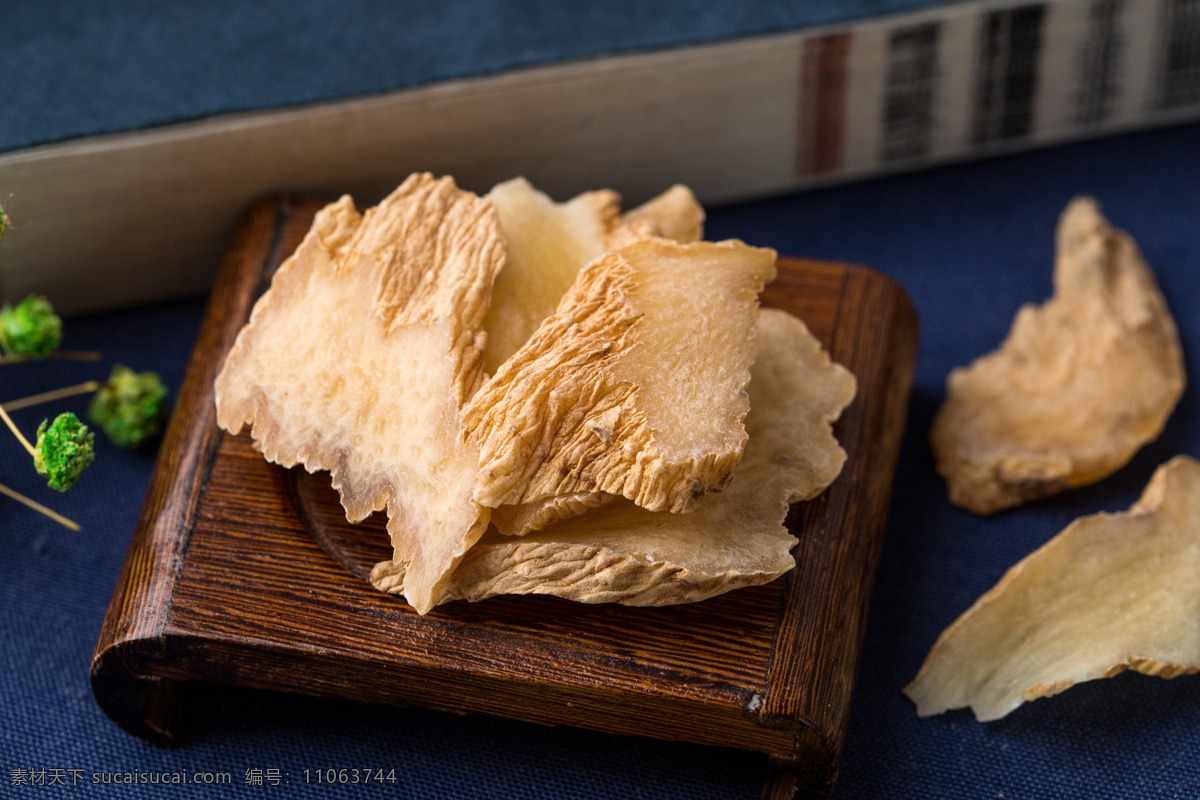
[89,198,297,744]
[91,197,917,798]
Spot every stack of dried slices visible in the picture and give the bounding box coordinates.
[215,174,856,615]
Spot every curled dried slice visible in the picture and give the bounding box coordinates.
[931,197,1185,514]
[372,308,857,607]
[906,455,1200,722]
[214,174,504,614]
[482,178,703,375]
[618,184,705,245]
[490,492,614,538]
[465,238,776,515]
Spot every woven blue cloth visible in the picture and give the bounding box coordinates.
[1,122,1197,798]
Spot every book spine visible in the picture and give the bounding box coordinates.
[802,0,1200,184]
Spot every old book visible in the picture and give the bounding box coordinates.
[1,0,1196,313]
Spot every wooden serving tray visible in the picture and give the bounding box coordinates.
[91,197,917,799]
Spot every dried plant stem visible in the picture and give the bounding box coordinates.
[0,350,101,365]
[0,404,36,456]
[49,350,102,362]
[3,381,101,412]
[0,481,80,531]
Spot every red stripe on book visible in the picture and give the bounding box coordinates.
[797,32,852,179]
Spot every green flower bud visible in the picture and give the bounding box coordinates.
[0,295,63,359]
[88,365,168,448]
[33,412,95,492]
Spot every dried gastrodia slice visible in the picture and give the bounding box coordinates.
[906,455,1200,722]
[480,179,703,534]
[372,308,857,606]
[465,237,776,515]
[619,184,705,245]
[931,197,1185,514]
[482,178,703,375]
[214,174,504,615]
[490,491,615,538]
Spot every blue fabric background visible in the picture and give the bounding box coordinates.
[3,3,1200,797]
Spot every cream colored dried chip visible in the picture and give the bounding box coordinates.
[482,178,703,375]
[931,197,1185,514]
[464,237,776,515]
[214,174,504,615]
[618,184,705,245]
[480,180,704,531]
[906,455,1200,722]
[372,308,857,606]
[490,492,614,538]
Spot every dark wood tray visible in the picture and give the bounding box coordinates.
[91,196,917,799]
